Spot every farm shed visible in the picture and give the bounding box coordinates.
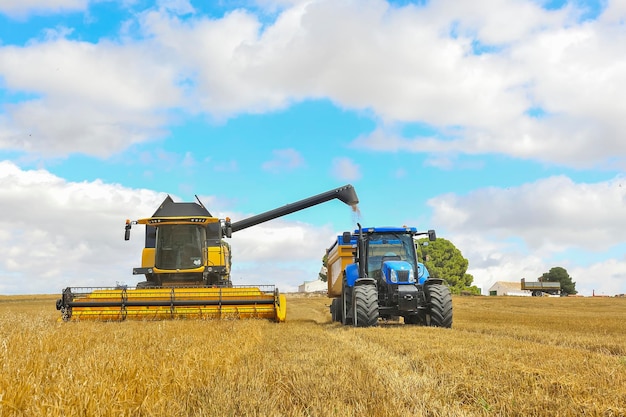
[298,279,327,293]
[488,281,531,296]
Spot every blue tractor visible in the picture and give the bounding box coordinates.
[327,224,453,327]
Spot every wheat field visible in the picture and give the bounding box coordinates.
[0,293,625,417]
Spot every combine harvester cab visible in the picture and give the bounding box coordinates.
[56,185,359,322]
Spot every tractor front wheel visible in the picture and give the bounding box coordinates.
[426,284,453,328]
[352,284,379,327]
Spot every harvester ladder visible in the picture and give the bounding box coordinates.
[121,287,128,320]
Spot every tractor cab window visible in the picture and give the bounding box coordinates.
[155,225,207,270]
[366,233,417,278]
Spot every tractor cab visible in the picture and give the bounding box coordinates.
[364,232,418,285]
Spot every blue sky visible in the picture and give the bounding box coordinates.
[1,0,625,296]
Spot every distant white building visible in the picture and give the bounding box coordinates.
[488,281,531,296]
[298,279,327,293]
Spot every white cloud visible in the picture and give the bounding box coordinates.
[428,176,626,296]
[0,160,166,293]
[0,161,338,294]
[135,0,626,169]
[0,38,181,157]
[462,236,626,297]
[0,0,87,18]
[1,0,625,168]
[429,175,626,250]
[331,157,361,181]
[261,148,305,173]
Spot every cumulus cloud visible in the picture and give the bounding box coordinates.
[331,157,361,181]
[0,38,181,157]
[428,176,626,295]
[0,161,335,294]
[0,160,166,293]
[429,175,626,251]
[261,148,305,173]
[0,0,87,18]
[1,0,625,168]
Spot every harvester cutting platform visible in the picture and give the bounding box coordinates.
[56,184,359,322]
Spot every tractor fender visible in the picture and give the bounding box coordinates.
[423,277,445,286]
[345,263,359,287]
[345,264,376,288]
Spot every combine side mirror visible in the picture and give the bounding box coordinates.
[124,220,132,241]
[428,229,437,241]
[223,218,233,238]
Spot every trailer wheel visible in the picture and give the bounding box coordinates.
[426,284,453,328]
[341,281,353,326]
[330,298,342,322]
[352,284,379,327]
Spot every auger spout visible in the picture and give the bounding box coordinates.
[230,184,358,233]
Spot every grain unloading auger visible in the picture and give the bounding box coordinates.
[56,184,359,322]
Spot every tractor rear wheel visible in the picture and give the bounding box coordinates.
[426,284,453,328]
[352,284,379,327]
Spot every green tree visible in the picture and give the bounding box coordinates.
[540,266,577,295]
[417,237,480,295]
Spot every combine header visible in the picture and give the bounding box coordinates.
[56,184,358,322]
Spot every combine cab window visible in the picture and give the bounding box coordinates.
[155,225,206,270]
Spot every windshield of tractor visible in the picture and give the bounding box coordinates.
[155,225,206,270]
[366,233,417,277]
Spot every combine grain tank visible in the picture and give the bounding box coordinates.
[56,184,359,322]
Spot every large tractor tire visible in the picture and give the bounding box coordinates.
[426,284,453,328]
[352,284,379,327]
[427,284,453,328]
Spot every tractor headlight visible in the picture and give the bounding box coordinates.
[390,269,398,283]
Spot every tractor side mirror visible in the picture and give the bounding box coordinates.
[342,231,352,244]
[428,229,437,241]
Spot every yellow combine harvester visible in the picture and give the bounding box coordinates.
[56,184,359,322]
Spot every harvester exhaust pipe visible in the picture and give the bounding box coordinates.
[230,184,359,234]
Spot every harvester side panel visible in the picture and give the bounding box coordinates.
[207,245,229,269]
[141,248,155,268]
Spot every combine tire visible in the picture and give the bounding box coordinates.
[352,285,379,327]
[426,284,453,328]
